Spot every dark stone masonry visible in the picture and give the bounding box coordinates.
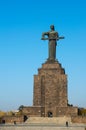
[22,60,77,117]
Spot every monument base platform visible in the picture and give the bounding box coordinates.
[0,123,86,130]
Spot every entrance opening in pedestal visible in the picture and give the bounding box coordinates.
[48,112,53,117]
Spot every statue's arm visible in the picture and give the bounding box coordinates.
[56,32,59,38]
[42,32,49,38]
[56,32,64,40]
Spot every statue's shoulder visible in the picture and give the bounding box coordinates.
[49,31,58,36]
[49,31,58,34]
[42,32,49,35]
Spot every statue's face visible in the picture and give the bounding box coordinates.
[50,25,54,30]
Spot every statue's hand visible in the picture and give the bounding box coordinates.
[41,37,48,40]
[41,37,45,40]
[58,36,65,39]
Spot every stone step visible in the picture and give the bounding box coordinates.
[0,125,85,130]
[25,117,72,125]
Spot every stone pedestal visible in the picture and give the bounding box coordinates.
[33,61,67,107]
[22,61,78,117]
[33,61,77,117]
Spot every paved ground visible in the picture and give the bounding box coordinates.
[0,124,86,130]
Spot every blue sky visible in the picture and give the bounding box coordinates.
[0,0,86,111]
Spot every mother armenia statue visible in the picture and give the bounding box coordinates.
[41,25,64,62]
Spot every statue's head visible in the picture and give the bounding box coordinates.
[50,25,55,30]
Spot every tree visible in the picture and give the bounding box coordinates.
[0,111,6,117]
[18,105,24,111]
[78,108,86,116]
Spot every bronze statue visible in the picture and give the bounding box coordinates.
[41,25,64,62]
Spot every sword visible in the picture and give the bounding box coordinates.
[41,36,65,40]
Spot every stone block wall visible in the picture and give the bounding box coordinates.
[71,116,86,123]
[56,107,78,116]
[0,116,24,124]
[22,106,78,117]
[22,106,41,117]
